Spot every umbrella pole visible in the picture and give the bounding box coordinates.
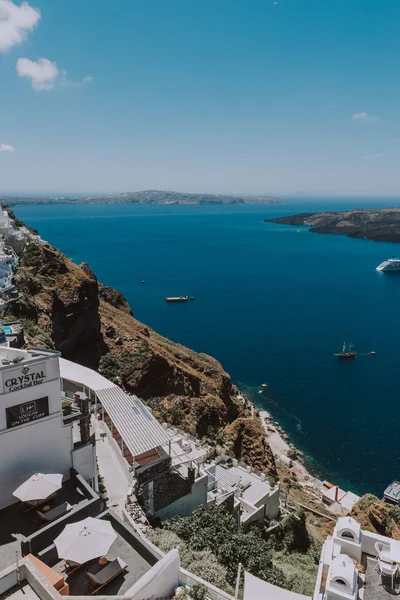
[16,551,21,588]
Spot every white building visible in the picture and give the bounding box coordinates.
[0,347,97,509]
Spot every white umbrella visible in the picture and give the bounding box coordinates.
[13,473,63,502]
[54,517,117,564]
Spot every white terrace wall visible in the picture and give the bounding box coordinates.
[265,483,281,520]
[180,568,235,600]
[123,549,180,600]
[361,530,390,557]
[241,499,265,527]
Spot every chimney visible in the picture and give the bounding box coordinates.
[74,392,91,444]
[335,485,339,502]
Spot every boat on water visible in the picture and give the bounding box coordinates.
[335,342,356,360]
[383,481,400,505]
[165,296,188,303]
[376,257,400,272]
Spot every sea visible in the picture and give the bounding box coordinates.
[15,198,400,497]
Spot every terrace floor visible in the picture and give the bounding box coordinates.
[364,556,400,599]
[0,582,40,600]
[0,479,85,568]
[52,534,152,595]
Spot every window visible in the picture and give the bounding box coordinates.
[334,578,347,586]
[341,531,354,540]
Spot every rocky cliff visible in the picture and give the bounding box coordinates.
[351,494,400,539]
[6,227,277,476]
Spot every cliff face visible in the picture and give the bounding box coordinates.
[8,235,277,476]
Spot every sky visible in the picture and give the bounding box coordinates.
[0,0,400,197]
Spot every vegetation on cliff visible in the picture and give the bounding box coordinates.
[148,504,319,596]
[6,226,277,476]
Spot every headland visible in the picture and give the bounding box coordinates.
[267,207,400,242]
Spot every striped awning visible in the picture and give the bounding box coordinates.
[96,387,171,457]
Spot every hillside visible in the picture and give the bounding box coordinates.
[2,190,282,206]
[267,208,400,242]
[5,219,277,477]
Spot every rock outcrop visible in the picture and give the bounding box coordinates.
[267,208,400,243]
[7,232,277,476]
[351,494,400,539]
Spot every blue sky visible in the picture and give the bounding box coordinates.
[0,0,399,196]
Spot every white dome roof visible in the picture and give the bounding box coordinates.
[335,516,361,541]
[329,554,356,591]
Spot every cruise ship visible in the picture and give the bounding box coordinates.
[376,256,400,272]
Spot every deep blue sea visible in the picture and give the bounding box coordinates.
[15,198,400,497]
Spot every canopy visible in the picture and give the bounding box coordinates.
[59,358,115,392]
[54,517,117,564]
[13,473,63,502]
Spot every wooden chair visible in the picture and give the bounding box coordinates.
[36,502,71,526]
[86,558,128,595]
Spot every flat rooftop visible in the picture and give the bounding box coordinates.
[0,479,86,568]
[51,532,152,595]
[161,431,210,478]
[206,462,271,505]
[0,583,40,600]
[0,347,60,368]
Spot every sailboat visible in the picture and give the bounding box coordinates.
[335,342,356,360]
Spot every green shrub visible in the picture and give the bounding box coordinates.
[280,509,311,552]
[22,244,42,267]
[98,353,120,382]
[165,505,287,588]
[189,583,207,600]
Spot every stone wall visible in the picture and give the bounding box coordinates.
[138,470,193,514]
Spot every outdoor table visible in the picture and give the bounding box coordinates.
[42,505,51,512]
[98,557,108,566]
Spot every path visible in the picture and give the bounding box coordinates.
[93,417,132,517]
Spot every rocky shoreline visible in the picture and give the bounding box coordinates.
[266,208,400,243]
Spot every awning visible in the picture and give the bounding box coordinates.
[96,387,171,457]
[244,572,311,600]
[59,358,115,392]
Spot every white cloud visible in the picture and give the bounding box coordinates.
[0,0,40,52]
[0,143,15,152]
[362,152,384,160]
[352,112,379,122]
[82,75,93,84]
[16,57,59,91]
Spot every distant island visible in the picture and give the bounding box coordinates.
[266,208,400,242]
[1,190,282,206]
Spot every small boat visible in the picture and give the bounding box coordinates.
[165,296,188,303]
[141,280,146,284]
[335,342,356,360]
[261,383,268,389]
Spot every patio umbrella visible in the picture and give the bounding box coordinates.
[54,517,117,564]
[13,473,63,502]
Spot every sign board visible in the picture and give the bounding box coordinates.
[6,396,49,429]
[3,362,47,393]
